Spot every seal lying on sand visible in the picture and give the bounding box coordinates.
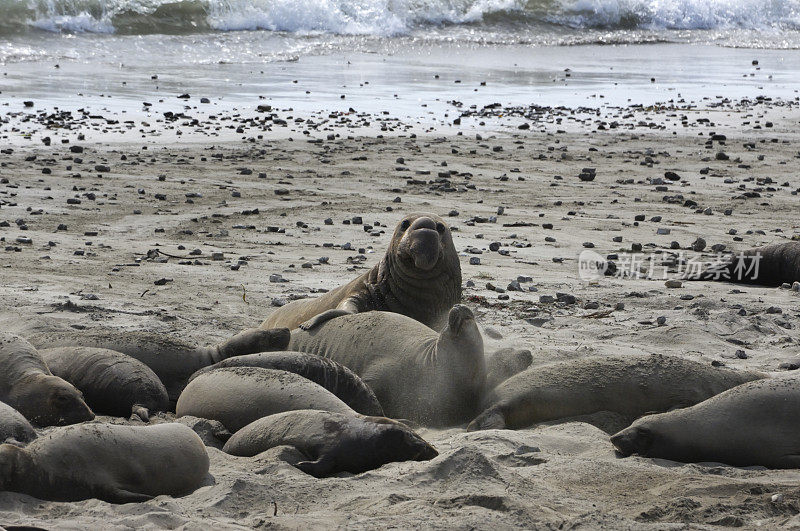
[612,377,800,468]
[289,305,486,426]
[28,327,290,402]
[261,213,462,331]
[223,409,438,477]
[468,353,764,431]
[0,402,36,445]
[0,333,94,427]
[685,241,800,286]
[0,422,209,503]
[176,367,354,432]
[189,351,384,416]
[40,347,170,421]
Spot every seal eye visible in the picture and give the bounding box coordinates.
[436,223,445,234]
[400,219,410,231]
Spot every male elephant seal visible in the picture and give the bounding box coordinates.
[223,409,437,477]
[261,213,462,331]
[28,327,290,402]
[176,367,354,433]
[0,402,36,445]
[0,422,209,503]
[289,305,486,427]
[0,333,94,427]
[468,353,764,431]
[685,241,800,286]
[188,351,384,416]
[612,377,800,468]
[39,347,169,421]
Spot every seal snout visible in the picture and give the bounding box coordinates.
[400,216,445,271]
[610,426,649,457]
[447,304,475,334]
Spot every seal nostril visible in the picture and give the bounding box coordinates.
[400,219,410,230]
[436,222,445,234]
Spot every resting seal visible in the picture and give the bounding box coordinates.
[0,422,209,503]
[289,305,486,426]
[685,241,800,286]
[28,327,290,402]
[0,333,94,427]
[189,351,384,416]
[0,402,36,445]
[468,353,764,431]
[223,409,438,477]
[612,377,800,468]
[261,213,461,331]
[176,367,354,433]
[39,347,170,421]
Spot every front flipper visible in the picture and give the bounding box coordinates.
[295,456,335,478]
[131,405,150,423]
[299,309,353,331]
[104,487,154,504]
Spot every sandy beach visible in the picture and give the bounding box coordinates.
[1,81,800,527]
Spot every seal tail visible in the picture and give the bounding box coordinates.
[466,407,506,432]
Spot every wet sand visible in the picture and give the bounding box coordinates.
[1,92,800,528]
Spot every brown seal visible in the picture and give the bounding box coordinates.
[223,409,438,477]
[260,213,461,331]
[468,353,764,431]
[0,422,209,503]
[0,333,94,427]
[611,377,800,468]
[685,241,800,286]
[27,327,290,403]
[289,305,486,427]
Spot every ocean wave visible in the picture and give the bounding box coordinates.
[0,0,798,36]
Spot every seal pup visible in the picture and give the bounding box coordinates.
[0,422,209,503]
[468,353,764,431]
[0,333,94,427]
[28,327,290,402]
[176,367,354,433]
[224,410,437,477]
[261,213,462,331]
[612,377,800,468]
[39,347,170,421]
[0,402,36,445]
[188,351,384,416]
[289,305,486,427]
[685,241,800,286]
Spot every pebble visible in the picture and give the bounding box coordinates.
[691,237,706,252]
[656,316,667,326]
[665,280,682,288]
[469,257,481,265]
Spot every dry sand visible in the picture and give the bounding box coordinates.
[1,96,800,528]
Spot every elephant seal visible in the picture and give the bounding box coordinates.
[223,409,438,477]
[0,402,36,445]
[612,377,800,468]
[27,327,290,402]
[0,422,209,503]
[39,347,169,421]
[685,241,800,286]
[176,367,354,433]
[485,347,533,391]
[0,333,94,427]
[261,213,462,331]
[289,305,486,427]
[188,351,384,416]
[468,353,765,431]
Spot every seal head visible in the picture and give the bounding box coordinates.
[12,375,95,427]
[390,213,458,276]
[610,425,654,457]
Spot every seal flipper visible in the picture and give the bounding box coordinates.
[299,309,353,331]
[104,487,154,504]
[131,405,150,422]
[295,456,335,478]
